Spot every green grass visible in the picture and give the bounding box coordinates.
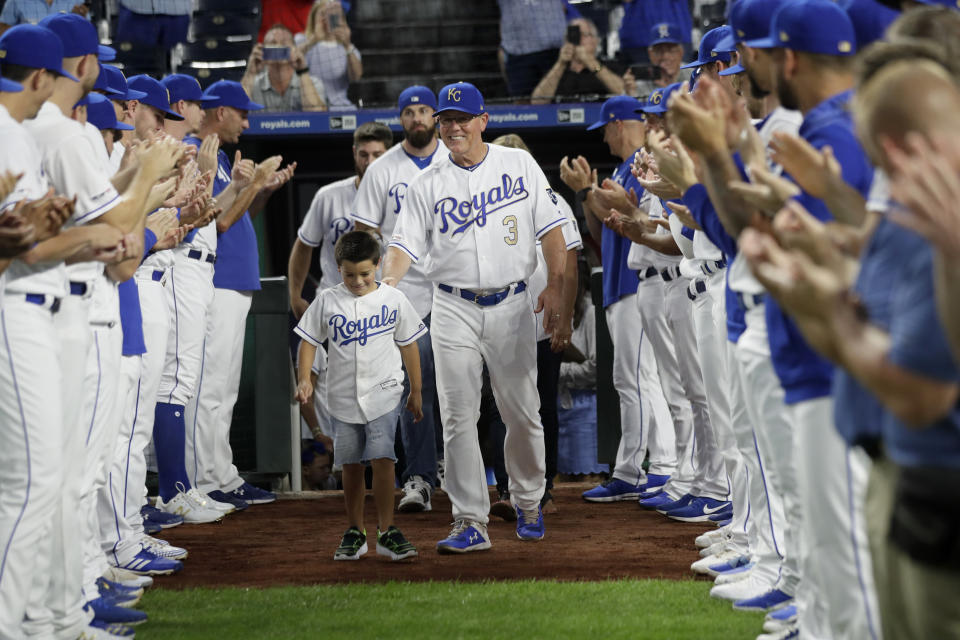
[135,579,765,639]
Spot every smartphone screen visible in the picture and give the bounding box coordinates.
[328,13,341,29]
[262,46,290,61]
[630,65,662,81]
[566,24,581,45]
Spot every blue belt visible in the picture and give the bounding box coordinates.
[151,270,165,282]
[438,281,526,306]
[737,291,765,310]
[187,249,216,264]
[637,266,659,282]
[686,279,707,301]
[69,281,87,296]
[25,293,61,312]
[700,258,727,275]
[660,265,683,282]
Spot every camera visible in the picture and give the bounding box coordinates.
[262,46,290,61]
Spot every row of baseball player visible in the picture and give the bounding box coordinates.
[0,15,295,640]
[562,2,959,640]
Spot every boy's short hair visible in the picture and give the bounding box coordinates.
[353,121,392,148]
[334,230,381,265]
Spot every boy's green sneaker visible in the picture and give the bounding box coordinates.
[376,526,418,561]
[334,527,367,560]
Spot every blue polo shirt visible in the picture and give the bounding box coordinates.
[682,181,744,342]
[184,136,261,292]
[768,90,874,404]
[618,0,692,50]
[601,153,642,308]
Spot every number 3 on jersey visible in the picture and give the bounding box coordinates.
[502,215,518,245]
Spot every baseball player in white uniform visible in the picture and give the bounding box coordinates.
[352,85,448,513]
[384,82,568,552]
[289,121,392,445]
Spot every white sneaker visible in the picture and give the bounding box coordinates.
[142,535,188,560]
[186,487,234,514]
[695,528,726,549]
[715,565,754,585]
[397,475,432,513]
[709,574,774,602]
[691,548,748,576]
[757,624,798,640]
[156,483,223,524]
[105,565,153,589]
[78,623,129,639]
[700,539,726,558]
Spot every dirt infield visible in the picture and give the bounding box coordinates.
[155,484,715,589]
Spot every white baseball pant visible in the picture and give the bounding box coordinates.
[186,288,252,494]
[157,251,214,406]
[727,340,786,587]
[431,288,544,524]
[688,273,733,501]
[791,397,879,640]
[0,298,62,638]
[735,327,803,598]
[720,336,751,557]
[606,291,676,486]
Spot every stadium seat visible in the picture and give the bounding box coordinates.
[190,13,261,40]
[180,38,254,64]
[111,40,167,78]
[195,0,260,14]
[187,65,246,88]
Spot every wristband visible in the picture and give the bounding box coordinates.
[576,187,591,203]
[295,67,310,75]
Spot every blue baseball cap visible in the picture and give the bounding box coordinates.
[38,13,115,60]
[713,32,738,54]
[729,0,786,45]
[639,82,684,115]
[0,24,79,82]
[73,94,89,108]
[201,80,264,111]
[718,62,745,76]
[649,22,684,47]
[587,95,645,130]
[397,85,437,112]
[680,25,734,69]
[839,0,899,50]
[127,75,184,120]
[434,82,485,117]
[745,0,857,56]
[100,65,147,101]
[161,73,219,105]
[86,92,133,131]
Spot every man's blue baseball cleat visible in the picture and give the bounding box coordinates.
[515,506,545,541]
[437,520,491,554]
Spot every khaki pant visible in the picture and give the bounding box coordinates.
[866,457,960,640]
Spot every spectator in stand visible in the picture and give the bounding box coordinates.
[259,0,313,43]
[0,0,88,33]
[531,17,625,104]
[623,22,691,100]
[114,0,191,50]
[296,0,362,110]
[498,0,567,98]
[301,441,339,490]
[614,0,692,65]
[242,23,327,111]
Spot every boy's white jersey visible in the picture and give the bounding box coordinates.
[299,175,356,293]
[294,282,426,423]
[389,144,566,290]
[352,141,448,318]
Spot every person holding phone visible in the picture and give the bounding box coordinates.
[623,22,690,100]
[242,23,327,111]
[296,0,362,110]
[530,17,625,104]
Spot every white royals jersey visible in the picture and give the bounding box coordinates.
[294,282,427,423]
[0,105,67,299]
[390,144,567,290]
[729,107,803,297]
[24,102,121,285]
[531,195,582,341]
[299,175,356,293]
[627,194,682,270]
[352,140,448,319]
[83,121,112,176]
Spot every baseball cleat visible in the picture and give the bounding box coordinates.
[156,483,223,524]
[105,566,153,589]
[84,597,148,626]
[757,625,798,640]
[733,588,793,612]
[96,577,143,602]
[764,604,798,633]
[141,535,188,560]
[516,505,545,541]
[114,549,183,576]
[695,528,727,549]
[376,526,418,561]
[140,504,184,529]
[398,475,432,513]
[80,620,136,639]
[639,491,677,509]
[436,520,491,554]
[714,564,755,585]
[709,574,773,602]
[334,527,368,560]
[709,508,734,522]
[229,481,276,505]
[691,549,750,576]
[207,489,249,512]
[641,473,670,492]
[668,497,732,523]
[582,478,643,502]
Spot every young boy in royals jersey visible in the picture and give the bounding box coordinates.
[294,231,426,561]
